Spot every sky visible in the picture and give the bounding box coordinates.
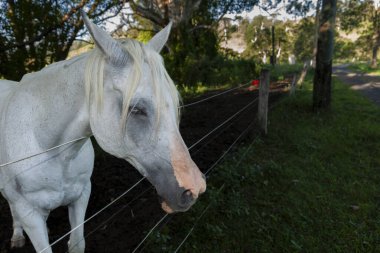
[105,0,319,33]
[225,0,319,22]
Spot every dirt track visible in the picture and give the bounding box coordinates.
[334,64,380,106]
[0,88,283,253]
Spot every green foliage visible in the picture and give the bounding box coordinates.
[0,0,120,81]
[166,53,258,88]
[160,1,259,88]
[242,15,316,64]
[207,0,259,19]
[264,63,303,81]
[242,15,273,62]
[143,74,380,252]
[334,35,358,62]
[348,62,380,75]
[338,0,380,65]
[293,18,315,62]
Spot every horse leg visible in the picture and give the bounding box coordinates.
[67,181,91,253]
[10,200,52,253]
[9,205,25,248]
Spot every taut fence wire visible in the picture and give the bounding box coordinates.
[37,82,257,252]
[131,118,260,253]
[180,81,251,108]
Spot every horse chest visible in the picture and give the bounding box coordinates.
[16,140,94,210]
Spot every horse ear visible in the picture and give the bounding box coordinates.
[81,11,125,64]
[147,21,172,53]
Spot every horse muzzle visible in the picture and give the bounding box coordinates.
[159,187,204,213]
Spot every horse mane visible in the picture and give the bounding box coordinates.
[84,39,181,128]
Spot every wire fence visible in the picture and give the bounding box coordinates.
[7,82,254,252]
[0,82,252,169]
[0,79,278,253]
[131,117,260,253]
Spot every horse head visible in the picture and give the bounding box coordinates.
[82,12,206,213]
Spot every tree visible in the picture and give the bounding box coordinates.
[0,0,121,81]
[293,18,315,62]
[242,16,273,63]
[243,16,296,64]
[339,0,380,67]
[313,0,337,110]
[124,0,259,86]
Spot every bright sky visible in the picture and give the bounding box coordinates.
[104,1,319,32]
[105,0,379,33]
[225,0,319,22]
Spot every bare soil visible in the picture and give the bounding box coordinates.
[0,88,283,253]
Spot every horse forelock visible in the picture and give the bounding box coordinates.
[84,39,181,130]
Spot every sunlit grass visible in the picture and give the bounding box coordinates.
[145,74,380,252]
[177,82,231,100]
[349,62,380,75]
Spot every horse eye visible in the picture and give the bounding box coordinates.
[130,106,147,116]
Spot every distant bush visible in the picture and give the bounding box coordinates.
[260,63,303,81]
[166,53,259,88]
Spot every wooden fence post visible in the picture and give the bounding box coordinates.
[297,61,309,88]
[290,73,297,96]
[258,69,270,135]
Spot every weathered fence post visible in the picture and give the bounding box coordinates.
[297,61,309,88]
[290,73,297,96]
[258,69,270,135]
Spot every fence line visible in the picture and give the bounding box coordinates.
[173,184,226,253]
[41,92,260,252]
[39,177,146,253]
[65,105,257,252]
[0,136,89,168]
[0,95,144,169]
[65,105,257,253]
[0,82,254,169]
[131,119,258,253]
[180,81,251,108]
[73,71,280,252]
[205,120,257,176]
[0,79,261,252]
[188,97,258,150]
[190,104,255,157]
[64,186,154,253]
[173,134,261,253]
[131,213,170,253]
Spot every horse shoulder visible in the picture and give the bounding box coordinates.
[0,79,18,97]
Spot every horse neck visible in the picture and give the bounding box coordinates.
[17,54,91,148]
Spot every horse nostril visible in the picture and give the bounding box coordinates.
[180,190,194,206]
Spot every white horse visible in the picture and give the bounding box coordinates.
[0,12,206,253]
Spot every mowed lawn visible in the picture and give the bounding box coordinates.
[145,75,380,253]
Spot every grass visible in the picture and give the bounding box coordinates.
[348,62,380,75]
[177,63,303,100]
[177,82,231,101]
[263,63,303,81]
[144,74,380,252]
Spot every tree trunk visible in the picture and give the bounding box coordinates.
[371,45,378,68]
[371,6,380,68]
[271,25,276,66]
[312,0,322,68]
[313,0,337,111]
[371,31,380,68]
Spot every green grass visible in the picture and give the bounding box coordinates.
[348,62,380,75]
[263,63,303,81]
[144,74,380,252]
[177,83,231,101]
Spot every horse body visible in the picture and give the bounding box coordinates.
[1,55,94,252]
[0,12,206,253]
